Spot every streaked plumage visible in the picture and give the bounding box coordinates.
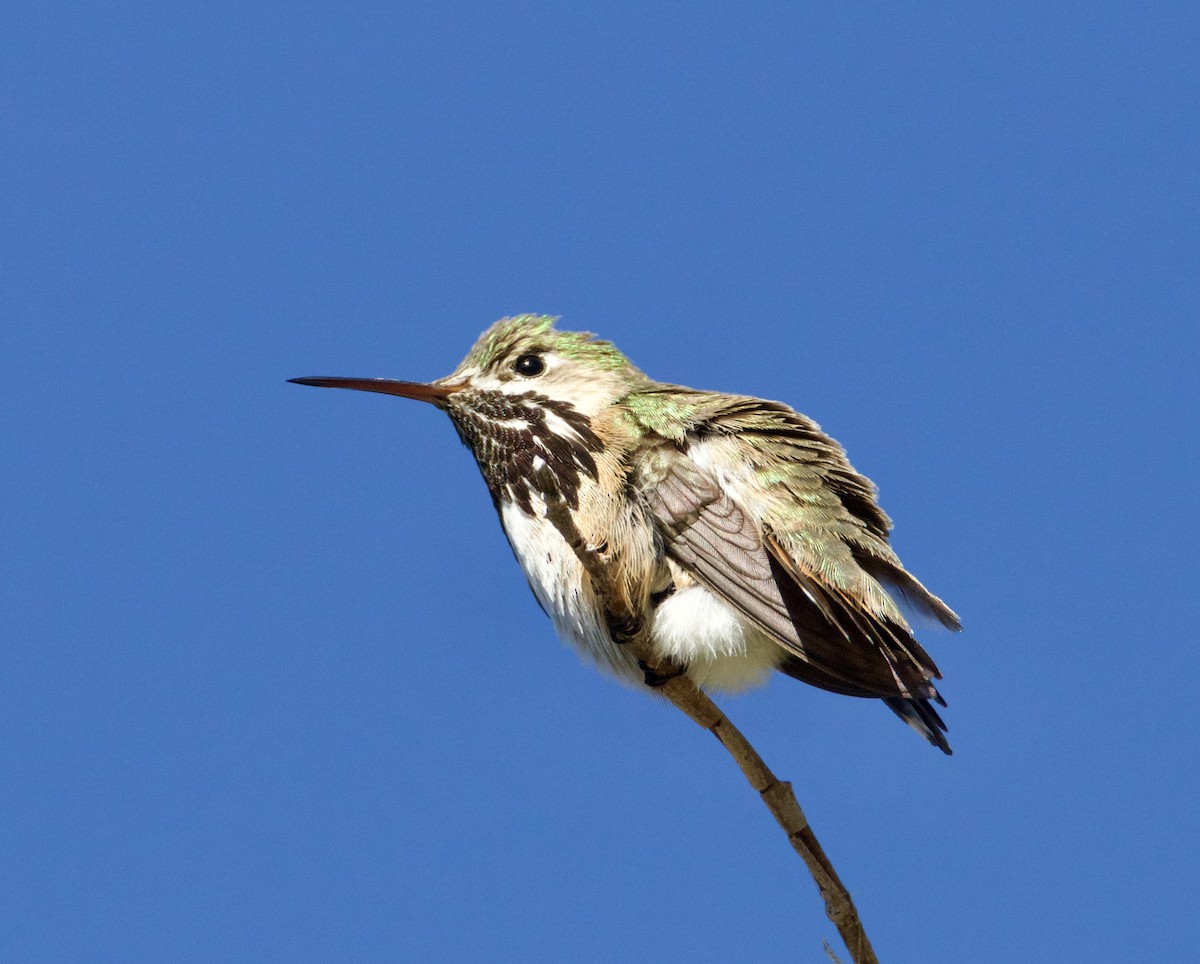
[291,314,961,752]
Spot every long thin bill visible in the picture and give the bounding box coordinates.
[288,377,460,403]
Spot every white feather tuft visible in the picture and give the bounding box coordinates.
[652,586,780,692]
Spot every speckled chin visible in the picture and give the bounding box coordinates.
[445,389,605,513]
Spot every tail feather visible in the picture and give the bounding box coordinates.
[778,656,954,754]
[884,696,952,755]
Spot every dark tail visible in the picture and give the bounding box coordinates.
[884,696,952,755]
[778,655,953,754]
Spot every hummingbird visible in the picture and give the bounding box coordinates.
[291,314,960,753]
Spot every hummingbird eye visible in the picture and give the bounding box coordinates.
[512,353,546,377]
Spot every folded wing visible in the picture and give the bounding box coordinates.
[629,390,959,753]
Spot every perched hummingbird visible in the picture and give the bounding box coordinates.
[291,315,960,752]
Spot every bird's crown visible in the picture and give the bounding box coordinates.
[437,315,650,417]
[460,314,634,374]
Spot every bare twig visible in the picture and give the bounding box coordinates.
[643,659,878,964]
[538,479,880,964]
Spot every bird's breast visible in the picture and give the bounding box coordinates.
[498,494,781,693]
[498,498,644,682]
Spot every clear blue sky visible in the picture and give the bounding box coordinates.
[4,3,1197,961]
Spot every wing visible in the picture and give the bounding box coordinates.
[628,388,959,751]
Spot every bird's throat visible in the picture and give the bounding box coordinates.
[446,390,605,513]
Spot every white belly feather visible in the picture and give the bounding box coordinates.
[652,584,781,691]
[500,502,781,693]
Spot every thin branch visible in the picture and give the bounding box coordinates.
[537,478,880,964]
[641,657,878,964]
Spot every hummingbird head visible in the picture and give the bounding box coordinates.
[291,315,649,512]
[436,314,648,415]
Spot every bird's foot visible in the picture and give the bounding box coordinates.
[606,613,643,645]
[638,659,685,688]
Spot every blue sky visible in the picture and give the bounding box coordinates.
[4,3,1197,961]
